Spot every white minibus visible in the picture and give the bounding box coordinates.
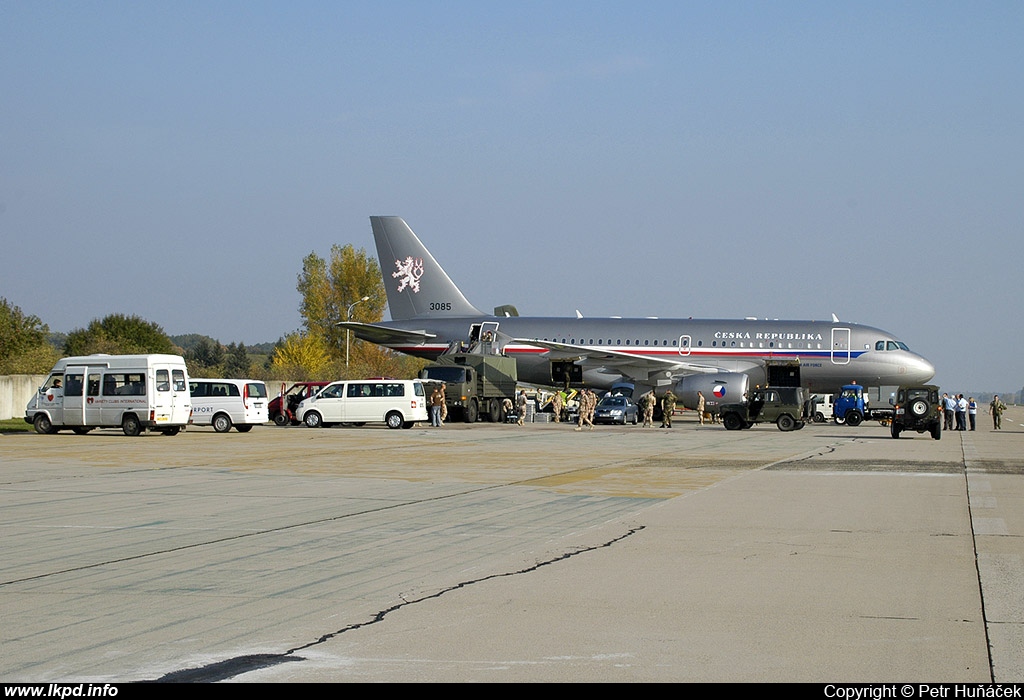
[295,379,427,429]
[26,354,191,436]
[189,379,269,433]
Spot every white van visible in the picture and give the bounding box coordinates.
[810,393,834,423]
[26,354,191,436]
[189,379,269,433]
[296,379,427,429]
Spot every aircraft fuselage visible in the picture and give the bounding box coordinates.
[374,315,935,396]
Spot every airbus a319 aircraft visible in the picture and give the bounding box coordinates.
[339,216,935,409]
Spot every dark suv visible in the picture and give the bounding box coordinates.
[890,384,942,440]
[719,386,808,432]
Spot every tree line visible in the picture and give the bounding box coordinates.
[1,244,425,381]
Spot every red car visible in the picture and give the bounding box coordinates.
[268,381,331,426]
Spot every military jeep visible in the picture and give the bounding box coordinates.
[890,384,942,440]
[719,386,808,432]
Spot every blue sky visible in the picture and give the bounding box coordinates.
[2,1,1022,393]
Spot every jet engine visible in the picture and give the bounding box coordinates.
[674,373,750,412]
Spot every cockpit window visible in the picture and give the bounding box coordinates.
[877,340,910,352]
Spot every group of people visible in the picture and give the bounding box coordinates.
[940,393,974,431]
[573,388,598,431]
[559,387,708,430]
[940,393,1009,431]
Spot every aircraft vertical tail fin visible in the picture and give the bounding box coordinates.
[370,216,485,321]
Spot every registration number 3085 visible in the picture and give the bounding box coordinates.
[429,302,451,311]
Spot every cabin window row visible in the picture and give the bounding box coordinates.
[61,370,186,397]
[542,338,826,350]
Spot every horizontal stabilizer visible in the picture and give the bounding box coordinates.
[337,321,437,346]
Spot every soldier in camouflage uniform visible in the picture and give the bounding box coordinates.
[640,390,656,427]
[660,389,677,428]
[575,389,596,431]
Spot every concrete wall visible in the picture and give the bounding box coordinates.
[1,375,47,421]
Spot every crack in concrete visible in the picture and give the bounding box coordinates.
[149,525,644,683]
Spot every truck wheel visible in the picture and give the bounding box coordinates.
[488,399,502,423]
[891,423,902,439]
[723,413,743,431]
[845,411,863,427]
[465,399,479,423]
[776,415,796,431]
[385,411,404,429]
[33,413,57,435]
[814,412,826,423]
[273,412,290,427]
[122,414,142,437]
[931,422,942,440]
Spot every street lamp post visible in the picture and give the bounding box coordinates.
[346,296,370,367]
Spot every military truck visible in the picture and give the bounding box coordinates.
[719,386,809,432]
[419,351,518,423]
[889,384,942,440]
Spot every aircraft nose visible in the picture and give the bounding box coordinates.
[906,353,936,384]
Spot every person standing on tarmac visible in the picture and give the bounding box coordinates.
[516,390,529,426]
[942,393,956,431]
[968,397,977,431]
[429,385,444,428]
[990,395,1006,430]
[551,391,564,422]
[696,391,706,426]
[640,390,656,427]
[660,389,677,428]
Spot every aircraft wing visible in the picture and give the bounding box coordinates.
[337,322,438,346]
[512,338,755,381]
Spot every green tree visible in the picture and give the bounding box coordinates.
[186,337,225,369]
[297,244,386,355]
[223,342,252,378]
[63,314,177,356]
[0,297,60,373]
